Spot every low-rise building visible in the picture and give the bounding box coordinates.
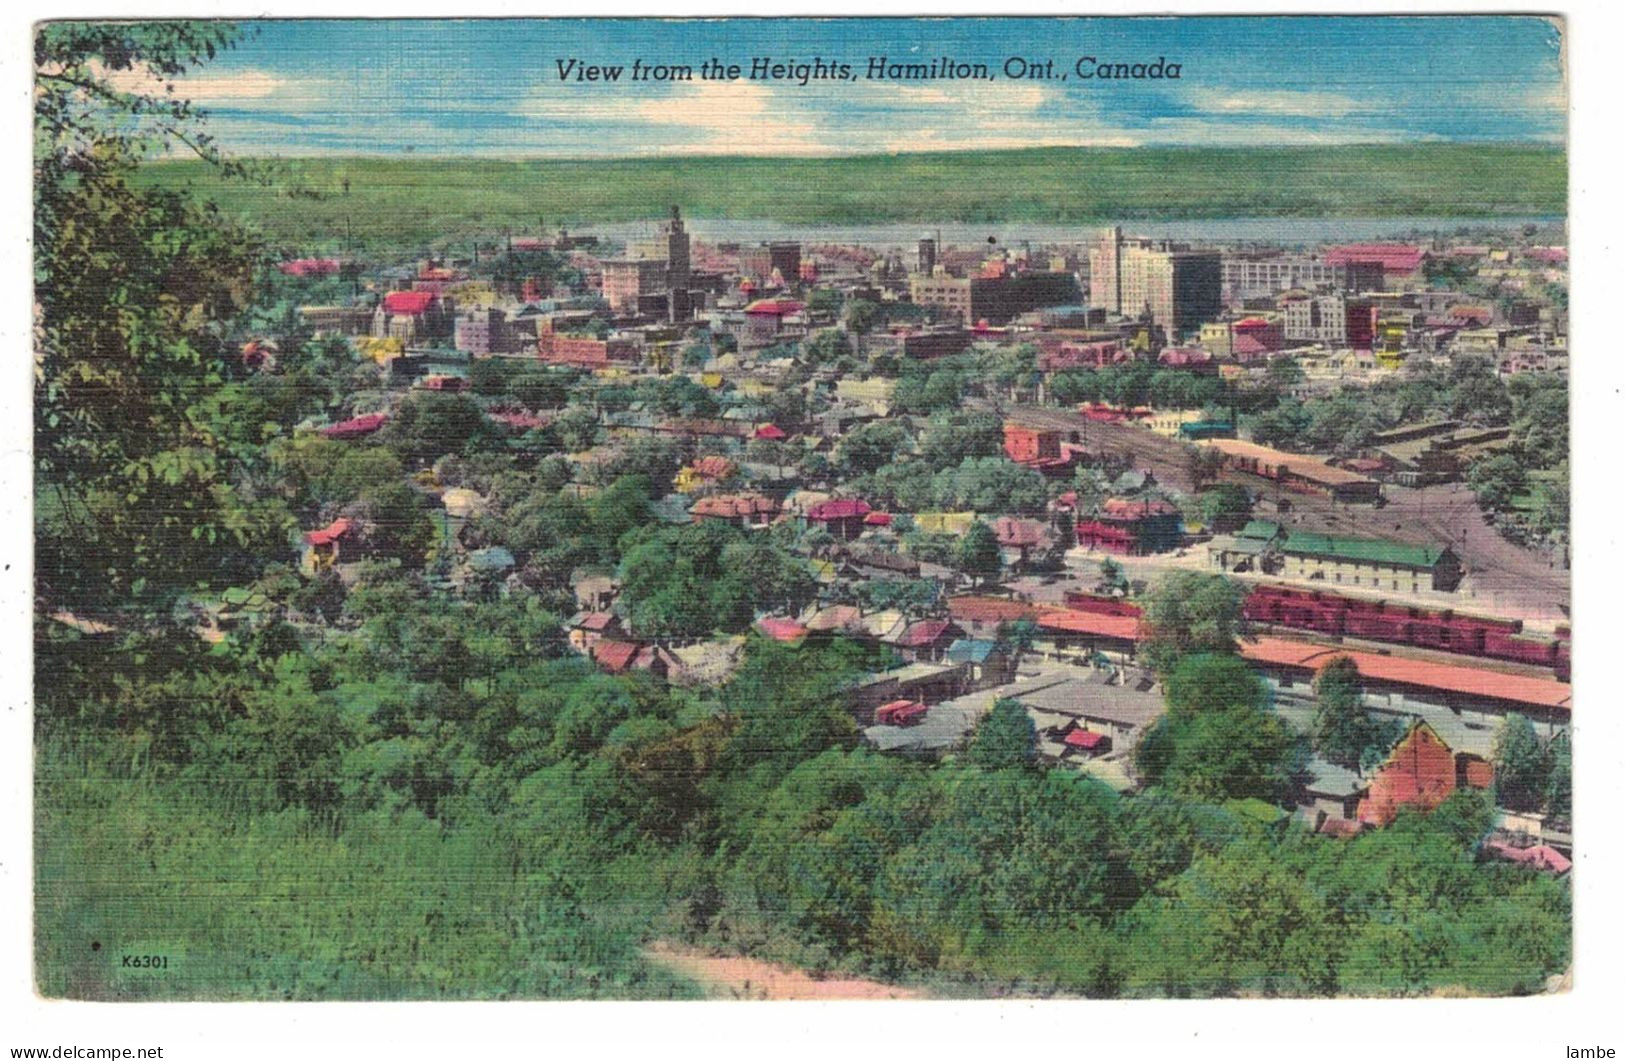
[1005,668,1166,765]
[537,317,641,369]
[1076,498,1183,555]
[689,492,781,528]
[1205,439,1383,503]
[1277,530,1462,593]
[851,661,967,723]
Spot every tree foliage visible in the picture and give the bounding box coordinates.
[1493,713,1548,814]
[967,699,1038,771]
[957,521,1002,587]
[1141,572,1245,675]
[1311,656,1394,770]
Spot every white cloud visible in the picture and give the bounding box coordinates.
[515,79,828,155]
[1141,116,1444,147]
[1185,88,1361,119]
[882,127,1140,152]
[633,80,822,149]
[849,78,1138,153]
[89,59,343,111]
[880,80,1051,112]
[1464,79,1568,119]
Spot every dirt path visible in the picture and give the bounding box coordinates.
[645,941,926,1000]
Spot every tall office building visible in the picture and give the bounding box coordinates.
[605,206,694,320]
[1090,228,1221,339]
[1088,226,1127,314]
[739,241,802,286]
[917,235,937,276]
[662,206,690,320]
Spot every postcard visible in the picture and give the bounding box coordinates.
[31,15,1569,1004]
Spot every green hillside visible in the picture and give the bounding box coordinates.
[136,143,1566,254]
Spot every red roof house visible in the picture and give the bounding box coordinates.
[1076,498,1182,556]
[743,298,806,317]
[301,517,357,574]
[893,619,954,648]
[383,290,437,316]
[887,618,959,661]
[319,412,390,440]
[1324,244,1427,277]
[1238,637,1572,715]
[1482,841,1572,875]
[690,492,780,527]
[1357,721,1457,827]
[690,455,738,481]
[1158,346,1215,370]
[1034,608,1142,644]
[304,517,355,548]
[1035,336,1127,373]
[591,639,672,677]
[488,410,550,432]
[755,617,810,644]
[947,595,1040,635]
[805,498,872,539]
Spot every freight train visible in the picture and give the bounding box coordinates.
[1242,583,1570,680]
[1062,591,1144,618]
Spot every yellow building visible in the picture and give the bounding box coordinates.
[913,511,977,535]
[834,377,898,415]
[355,336,404,365]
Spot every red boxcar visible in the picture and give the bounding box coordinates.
[1346,614,1413,641]
[1062,591,1143,618]
[1483,630,1559,667]
[1244,583,1554,672]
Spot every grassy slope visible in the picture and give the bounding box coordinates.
[35,762,700,1000]
[137,144,1567,254]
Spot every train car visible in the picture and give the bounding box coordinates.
[1244,582,1555,671]
[1345,613,1413,642]
[1407,620,1453,651]
[1062,591,1143,618]
[1407,619,1484,655]
[1243,598,1280,623]
[1483,629,1560,667]
[1341,596,1389,617]
[1295,604,1346,636]
[1271,600,1318,626]
[1555,641,1571,681]
[1443,619,1489,655]
[1475,614,1526,634]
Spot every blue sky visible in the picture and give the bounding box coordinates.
[132,16,1566,156]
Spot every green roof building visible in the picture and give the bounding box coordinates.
[1278,530,1462,593]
